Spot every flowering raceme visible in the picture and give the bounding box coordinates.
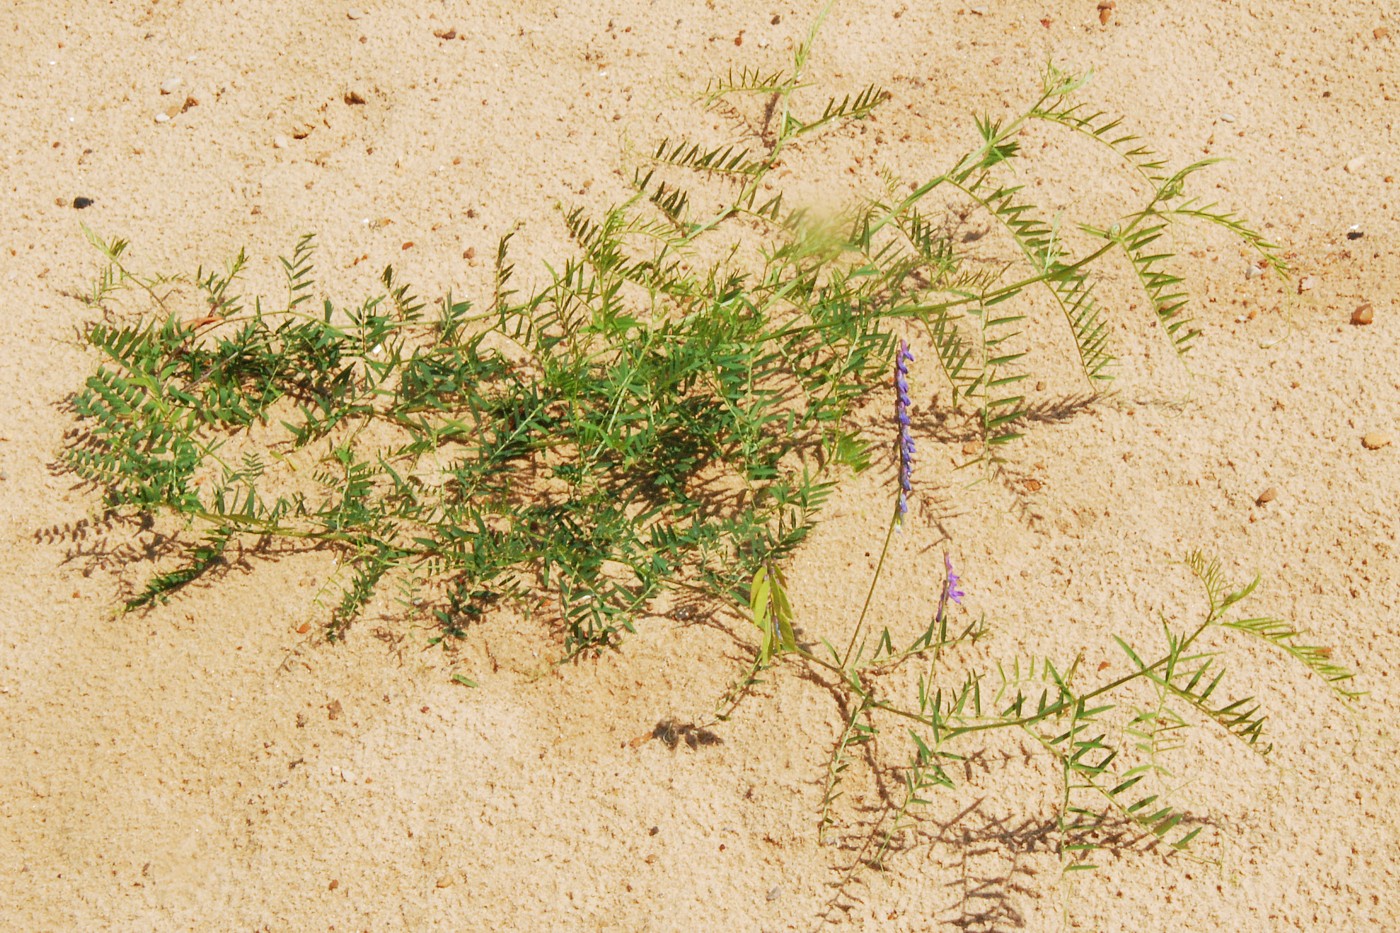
[894,340,915,523]
[944,554,964,605]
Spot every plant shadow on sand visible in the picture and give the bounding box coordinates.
[810,735,1222,930]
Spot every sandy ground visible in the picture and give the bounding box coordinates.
[2,1,1398,929]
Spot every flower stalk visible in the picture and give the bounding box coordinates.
[894,339,915,525]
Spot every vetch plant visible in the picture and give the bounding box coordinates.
[55,2,1359,914]
[64,27,1280,653]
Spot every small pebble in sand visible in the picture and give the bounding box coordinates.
[1361,432,1392,450]
[766,885,783,901]
[153,112,170,124]
[160,76,182,95]
[436,874,455,888]
[347,8,363,19]
[1220,113,1236,123]
[273,134,290,149]
[72,196,93,209]
[1255,487,1277,506]
[1350,303,1374,326]
[1344,156,1366,174]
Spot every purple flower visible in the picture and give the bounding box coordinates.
[944,554,964,605]
[894,340,915,522]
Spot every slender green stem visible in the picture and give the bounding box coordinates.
[870,617,1216,740]
[840,504,899,669]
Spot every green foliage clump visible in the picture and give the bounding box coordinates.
[65,44,1279,653]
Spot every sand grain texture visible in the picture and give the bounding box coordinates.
[2,1,1397,929]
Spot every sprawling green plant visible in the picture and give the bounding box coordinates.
[65,37,1277,650]
[60,3,1356,908]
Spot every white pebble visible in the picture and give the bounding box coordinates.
[1344,156,1366,174]
[160,76,182,95]
[1220,113,1236,123]
[273,135,290,149]
[154,113,170,123]
[347,8,363,19]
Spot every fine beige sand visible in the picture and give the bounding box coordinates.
[2,1,1397,929]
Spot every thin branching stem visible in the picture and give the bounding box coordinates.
[840,506,899,669]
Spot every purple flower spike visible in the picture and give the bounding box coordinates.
[894,340,915,523]
[944,554,964,605]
